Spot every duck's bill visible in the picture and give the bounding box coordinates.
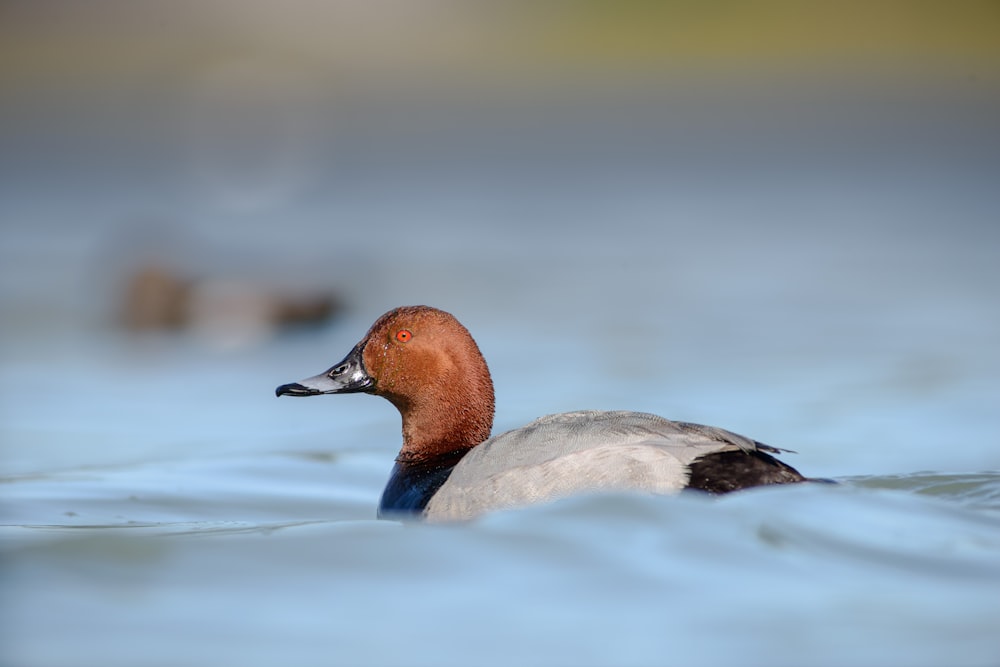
[275,344,374,397]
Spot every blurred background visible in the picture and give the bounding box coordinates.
[2,0,998,473]
[2,3,1000,666]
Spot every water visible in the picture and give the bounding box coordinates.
[3,73,1000,665]
[2,302,999,666]
[3,470,999,667]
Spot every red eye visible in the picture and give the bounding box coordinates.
[395,329,412,343]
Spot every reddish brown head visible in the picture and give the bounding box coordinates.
[277,306,495,462]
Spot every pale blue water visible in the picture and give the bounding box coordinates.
[3,75,1000,666]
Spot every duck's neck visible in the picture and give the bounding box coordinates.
[394,372,495,464]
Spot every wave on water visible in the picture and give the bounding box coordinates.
[3,465,1000,667]
[845,471,1000,510]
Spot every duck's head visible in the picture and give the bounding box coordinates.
[277,305,495,460]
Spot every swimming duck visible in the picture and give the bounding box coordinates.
[276,305,809,521]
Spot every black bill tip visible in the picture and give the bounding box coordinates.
[275,382,320,397]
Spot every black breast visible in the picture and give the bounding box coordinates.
[377,451,466,519]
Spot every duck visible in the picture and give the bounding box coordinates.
[276,305,811,521]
